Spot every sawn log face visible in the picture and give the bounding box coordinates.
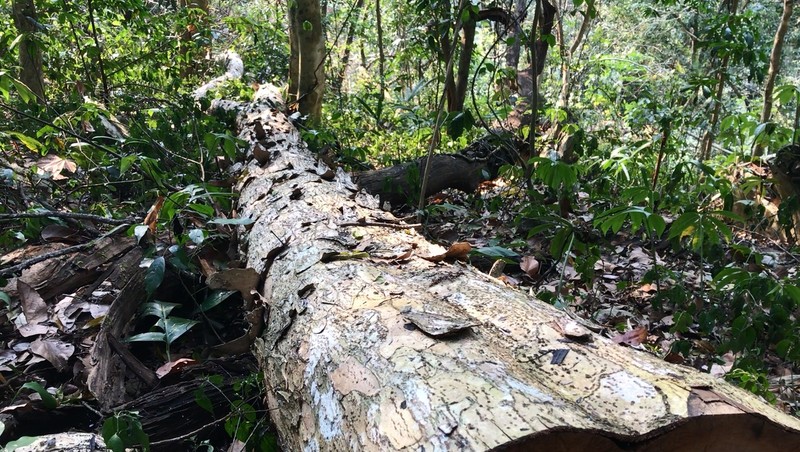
[234,86,800,451]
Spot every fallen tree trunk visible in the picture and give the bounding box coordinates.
[233,86,800,450]
[354,134,524,206]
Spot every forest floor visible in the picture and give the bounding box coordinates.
[420,178,800,416]
[1,160,799,450]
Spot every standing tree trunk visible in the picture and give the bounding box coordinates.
[375,0,386,123]
[12,0,46,103]
[442,8,510,113]
[699,0,738,161]
[753,0,793,158]
[505,0,526,71]
[332,0,364,95]
[288,0,326,124]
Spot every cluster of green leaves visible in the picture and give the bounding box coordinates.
[193,373,279,451]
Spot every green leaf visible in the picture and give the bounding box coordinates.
[141,300,179,318]
[670,311,692,334]
[194,388,215,414]
[126,332,166,343]
[144,257,165,297]
[120,155,138,176]
[302,20,312,31]
[776,339,792,359]
[668,212,699,240]
[11,78,37,104]
[188,203,215,217]
[106,434,125,452]
[3,436,38,450]
[199,290,236,313]
[646,214,666,237]
[22,382,57,410]
[0,290,9,307]
[473,246,519,260]
[7,131,43,152]
[158,316,200,346]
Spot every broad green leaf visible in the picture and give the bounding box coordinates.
[158,317,200,346]
[188,203,214,217]
[144,257,165,297]
[120,155,138,176]
[22,381,57,410]
[126,332,166,343]
[140,300,179,318]
[106,433,125,452]
[194,388,214,414]
[199,290,236,313]
[473,246,519,260]
[7,131,43,152]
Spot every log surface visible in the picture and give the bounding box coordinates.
[234,86,800,451]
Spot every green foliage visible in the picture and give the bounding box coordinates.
[193,373,279,451]
[21,381,57,410]
[126,300,200,361]
[102,411,149,452]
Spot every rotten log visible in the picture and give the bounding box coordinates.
[355,134,524,206]
[232,86,800,450]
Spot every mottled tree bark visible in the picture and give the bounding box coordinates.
[230,86,800,451]
[288,0,326,124]
[12,0,46,103]
[754,0,793,158]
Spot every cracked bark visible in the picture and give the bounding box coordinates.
[234,86,800,451]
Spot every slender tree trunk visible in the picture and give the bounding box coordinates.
[753,0,793,158]
[699,0,738,161]
[451,17,476,112]
[333,0,364,95]
[86,0,110,100]
[288,0,326,124]
[558,2,593,109]
[505,0,526,71]
[375,0,386,122]
[448,8,511,112]
[12,0,46,103]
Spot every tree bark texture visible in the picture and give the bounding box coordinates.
[754,0,793,157]
[229,86,800,450]
[12,0,46,103]
[288,0,326,123]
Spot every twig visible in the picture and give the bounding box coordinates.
[0,223,129,277]
[339,221,422,229]
[0,211,136,225]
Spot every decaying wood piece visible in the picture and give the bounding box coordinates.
[235,86,800,450]
[355,134,524,206]
[355,154,489,206]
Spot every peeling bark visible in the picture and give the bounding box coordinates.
[235,86,800,450]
